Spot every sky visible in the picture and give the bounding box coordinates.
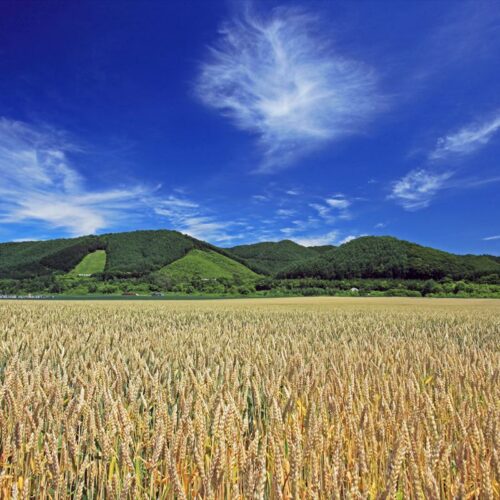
[0,0,499,254]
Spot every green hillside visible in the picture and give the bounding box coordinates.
[227,240,323,274]
[102,230,200,274]
[159,249,258,281]
[0,235,103,279]
[0,230,215,279]
[279,236,500,280]
[67,250,106,276]
[0,231,498,293]
[309,245,336,254]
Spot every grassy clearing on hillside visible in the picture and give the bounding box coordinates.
[159,249,258,281]
[0,298,498,498]
[67,250,106,275]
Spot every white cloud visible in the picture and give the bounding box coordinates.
[389,169,453,210]
[309,194,352,222]
[326,197,350,209]
[339,234,363,244]
[431,113,500,159]
[13,237,42,242]
[163,195,199,209]
[154,196,243,244]
[0,117,240,244]
[279,227,297,237]
[294,230,339,247]
[252,194,269,202]
[196,5,380,172]
[483,235,500,241]
[0,118,149,236]
[276,208,296,217]
[309,203,335,222]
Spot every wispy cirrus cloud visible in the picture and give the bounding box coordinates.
[389,168,500,211]
[293,231,365,247]
[196,5,380,172]
[430,112,500,159]
[274,192,359,246]
[389,169,453,210]
[390,112,500,211]
[153,195,244,244]
[293,230,339,247]
[0,118,150,236]
[339,234,365,245]
[309,194,352,222]
[276,208,296,217]
[326,196,351,210]
[483,235,500,241]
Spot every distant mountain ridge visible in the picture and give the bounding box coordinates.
[226,240,333,274]
[0,230,498,281]
[277,236,500,280]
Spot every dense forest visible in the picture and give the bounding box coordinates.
[278,236,500,280]
[0,230,498,297]
[0,230,220,279]
[227,240,330,274]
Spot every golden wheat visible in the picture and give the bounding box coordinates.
[0,297,498,498]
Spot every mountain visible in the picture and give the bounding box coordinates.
[226,240,332,274]
[0,230,226,279]
[278,236,500,280]
[0,231,498,285]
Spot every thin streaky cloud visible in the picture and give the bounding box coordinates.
[430,112,500,159]
[276,208,296,217]
[456,175,500,189]
[326,197,350,209]
[292,230,365,247]
[0,118,150,236]
[389,169,454,210]
[293,230,339,247]
[309,203,335,223]
[252,194,269,202]
[339,234,366,244]
[153,196,243,244]
[196,5,381,172]
[389,168,500,211]
[483,235,500,241]
[309,194,352,222]
[0,117,242,244]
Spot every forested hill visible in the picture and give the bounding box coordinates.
[226,240,334,274]
[0,230,498,282]
[277,236,500,280]
[0,230,227,279]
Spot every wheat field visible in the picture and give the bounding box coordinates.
[0,298,498,499]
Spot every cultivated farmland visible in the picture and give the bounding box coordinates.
[0,298,498,498]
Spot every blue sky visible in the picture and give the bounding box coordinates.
[0,0,499,254]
